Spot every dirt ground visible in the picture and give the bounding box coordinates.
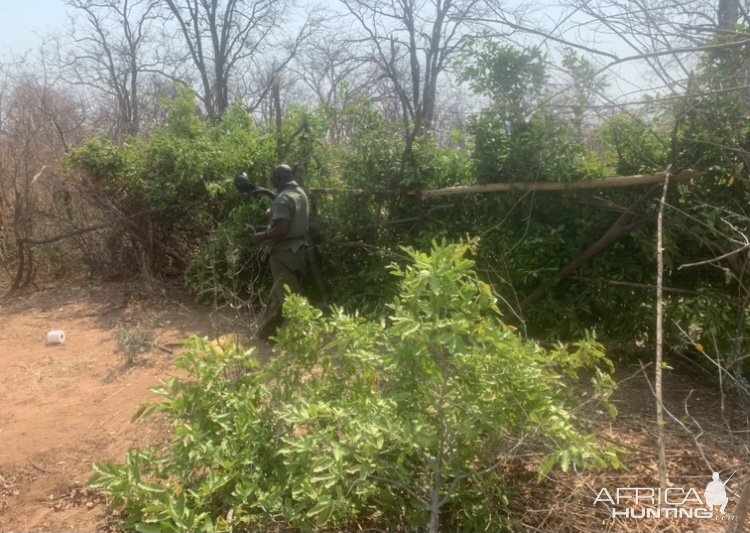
[0,279,251,532]
[0,279,749,532]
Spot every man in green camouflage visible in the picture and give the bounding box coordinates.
[252,164,309,339]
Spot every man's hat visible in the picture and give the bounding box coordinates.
[272,164,293,181]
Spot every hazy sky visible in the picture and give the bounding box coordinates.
[0,0,650,98]
[0,0,626,57]
[0,0,68,55]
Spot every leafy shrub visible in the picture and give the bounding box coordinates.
[183,202,270,306]
[469,110,604,183]
[90,239,620,532]
[334,103,406,190]
[68,89,277,286]
[600,113,667,175]
[115,327,155,366]
[67,138,147,212]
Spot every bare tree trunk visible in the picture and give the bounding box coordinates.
[718,0,739,30]
[727,476,750,533]
[655,170,670,491]
[10,168,36,291]
[273,74,282,132]
[428,424,446,533]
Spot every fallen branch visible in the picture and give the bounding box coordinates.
[420,169,704,199]
[29,460,55,474]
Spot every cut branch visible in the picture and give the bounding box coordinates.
[421,169,704,199]
[310,169,707,198]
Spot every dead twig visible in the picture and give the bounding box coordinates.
[29,461,55,474]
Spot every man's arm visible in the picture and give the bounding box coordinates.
[254,219,290,244]
[254,193,294,244]
[251,187,276,200]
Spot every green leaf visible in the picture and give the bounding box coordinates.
[135,523,164,533]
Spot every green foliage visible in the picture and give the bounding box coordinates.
[461,42,604,184]
[164,86,207,139]
[469,110,605,183]
[411,188,661,341]
[115,327,155,366]
[183,202,270,306]
[65,47,750,369]
[305,102,475,312]
[334,103,406,189]
[559,49,609,136]
[143,99,275,209]
[89,240,620,532]
[275,106,332,185]
[67,138,147,212]
[660,32,750,379]
[677,34,750,180]
[67,90,277,291]
[66,60,660,346]
[600,114,667,175]
[461,39,546,125]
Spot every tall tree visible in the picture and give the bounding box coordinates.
[718,0,739,30]
[161,0,292,120]
[0,76,86,289]
[292,32,373,110]
[65,0,160,139]
[339,0,492,137]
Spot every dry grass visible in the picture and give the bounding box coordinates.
[508,361,750,532]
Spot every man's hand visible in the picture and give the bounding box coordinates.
[234,172,256,194]
[254,220,289,245]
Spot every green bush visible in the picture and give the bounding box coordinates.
[600,113,667,175]
[67,83,657,344]
[67,138,148,212]
[469,110,604,183]
[89,239,620,532]
[183,202,270,306]
[68,89,278,288]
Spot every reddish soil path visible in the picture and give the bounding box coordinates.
[0,281,225,532]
